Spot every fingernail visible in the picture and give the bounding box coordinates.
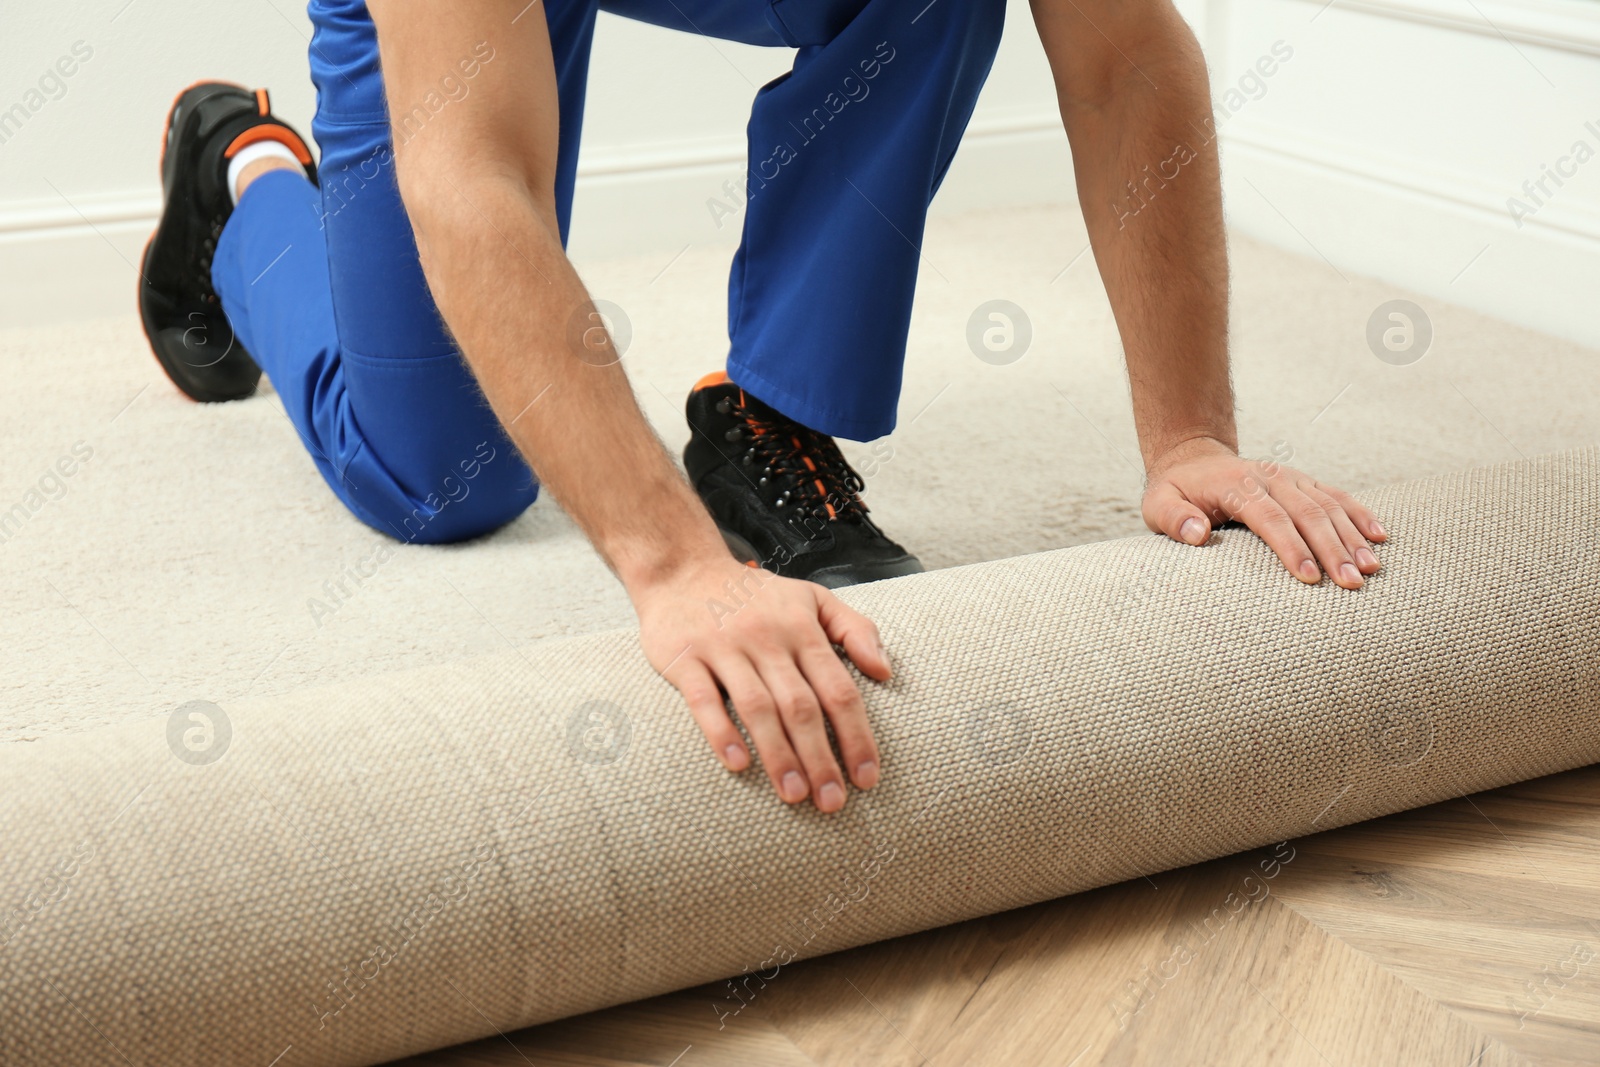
[1356,547,1378,570]
[818,782,844,811]
[781,771,807,803]
[1299,560,1321,582]
[1180,518,1207,545]
[724,744,746,770]
[856,760,879,789]
[1371,520,1386,539]
[1339,563,1364,587]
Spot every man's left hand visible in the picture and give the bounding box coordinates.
[1141,437,1387,589]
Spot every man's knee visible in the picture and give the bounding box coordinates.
[385,482,538,545]
[351,450,539,546]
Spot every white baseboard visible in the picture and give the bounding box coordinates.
[1285,0,1600,57]
[1220,114,1600,352]
[0,114,1072,329]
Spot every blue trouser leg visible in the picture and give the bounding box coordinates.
[725,0,1006,441]
[601,0,1007,440]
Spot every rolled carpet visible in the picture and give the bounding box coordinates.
[1,448,1595,1066]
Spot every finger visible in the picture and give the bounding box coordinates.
[753,656,849,813]
[711,654,808,804]
[814,589,891,681]
[1276,484,1363,589]
[669,659,750,772]
[1234,494,1322,584]
[1321,484,1387,543]
[1308,485,1381,576]
[1142,481,1212,546]
[798,641,880,791]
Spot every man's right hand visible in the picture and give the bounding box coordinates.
[633,555,891,813]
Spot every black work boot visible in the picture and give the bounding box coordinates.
[684,372,923,588]
[138,82,316,402]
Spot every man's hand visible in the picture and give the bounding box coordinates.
[634,557,890,813]
[1143,437,1387,588]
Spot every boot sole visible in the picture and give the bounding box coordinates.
[137,81,261,403]
[717,526,924,589]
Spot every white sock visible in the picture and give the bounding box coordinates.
[227,140,305,205]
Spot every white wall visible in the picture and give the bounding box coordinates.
[4,0,1599,350]
[0,0,1064,325]
[1206,0,1600,350]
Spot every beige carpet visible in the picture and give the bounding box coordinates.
[1,203,1595,742]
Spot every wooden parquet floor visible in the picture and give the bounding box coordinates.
[394,764,1600,1067]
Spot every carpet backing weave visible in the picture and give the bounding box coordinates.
[1,448,1595,1066]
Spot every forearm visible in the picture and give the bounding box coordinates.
[406,174,725,588]
[1041,4,1236,469]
